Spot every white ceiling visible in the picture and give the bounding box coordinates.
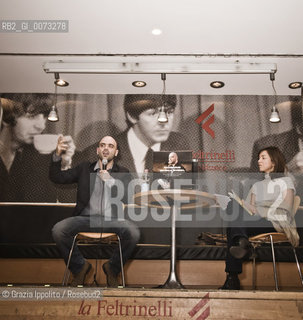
[1,0,303,95]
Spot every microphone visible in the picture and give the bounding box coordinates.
[102,159,108,170]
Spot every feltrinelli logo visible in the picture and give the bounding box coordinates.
[195,104,215,138]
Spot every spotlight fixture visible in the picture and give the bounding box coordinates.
[210,81,225,88]
[289,82,302,89]
[269,74,281,123]
[48,105,59,122]
[54,72,69,87]
[158,106,168,123]
[132,81,146,88]
[269,106,281,123]
[48,85,59,122]
[158,73,168,123]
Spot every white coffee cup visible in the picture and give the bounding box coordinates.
[33,134,59,154]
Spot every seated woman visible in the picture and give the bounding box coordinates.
[221,146,300,290]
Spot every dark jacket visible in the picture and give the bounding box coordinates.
[49,159,131,216]
[0,144,58,202]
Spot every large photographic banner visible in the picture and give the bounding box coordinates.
[1,93,302,244]
[0,93,299,202]
[0,93,303,244]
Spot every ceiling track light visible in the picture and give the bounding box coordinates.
[158,73,168,123]
[43,61,277,75]
[48,85,59,122]
[54,72,69,87]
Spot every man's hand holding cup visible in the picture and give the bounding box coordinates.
[56,135,76,170]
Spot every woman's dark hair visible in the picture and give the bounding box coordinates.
[258,146,287,175]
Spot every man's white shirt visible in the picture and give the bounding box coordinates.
[127,127,160,176]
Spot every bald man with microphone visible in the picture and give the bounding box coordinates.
[50,135,140,287]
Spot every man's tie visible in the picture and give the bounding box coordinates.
[144,148,153,171]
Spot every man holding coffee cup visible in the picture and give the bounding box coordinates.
[0,93,75,202]
[50,135,140,287]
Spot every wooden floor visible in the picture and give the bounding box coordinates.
[1,258,303,290]
[0,286,303,319]
[1,258,303,319]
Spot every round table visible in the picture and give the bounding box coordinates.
[134,189,216,289]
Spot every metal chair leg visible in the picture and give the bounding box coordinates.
[117,235,125,287]
[93,258,99,286]
[252,247,256,290]
[62,233,126,287]
[292,247,303,287]
[269,235,279,291]
[62,234,78,286]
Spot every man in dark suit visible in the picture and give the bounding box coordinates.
[50,135,140,287]
[115,94,188,176]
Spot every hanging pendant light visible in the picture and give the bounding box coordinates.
[48,85,59,122]
[269,106,280,123]
[158,73,168,123]
[269,73,281,123]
